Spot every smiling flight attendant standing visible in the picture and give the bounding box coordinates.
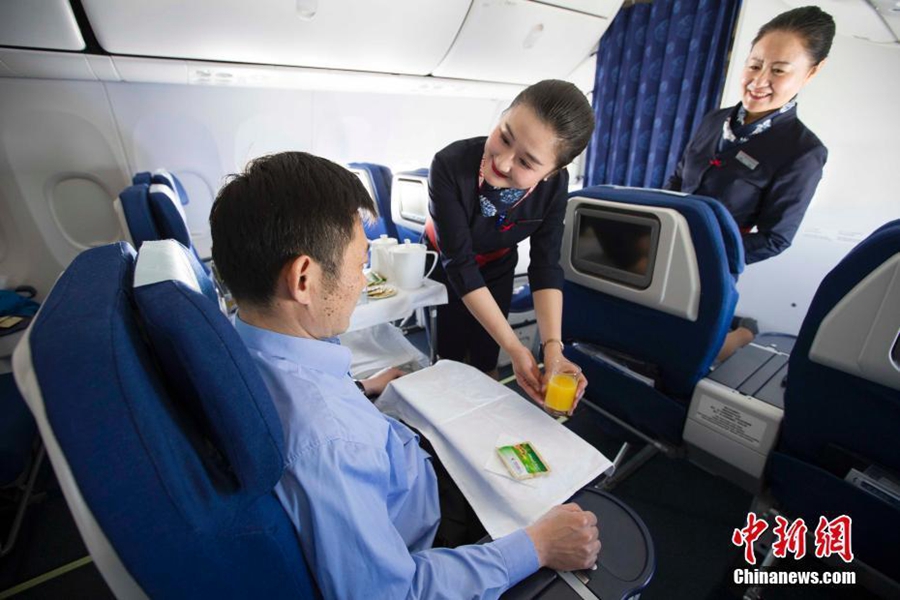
[666,6,835,360]
[666,5,835,265]
[426,80,594,407]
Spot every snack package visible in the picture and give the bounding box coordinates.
[496,442,550,480]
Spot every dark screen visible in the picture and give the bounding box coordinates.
[576,214,654,277]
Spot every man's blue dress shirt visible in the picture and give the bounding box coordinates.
[235,317,539,599]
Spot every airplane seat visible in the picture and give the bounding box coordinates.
[560,185,742,469]
[509,278,534,313]
[11,241,315,598]
[130,170,210,274]
[348,162,399,240]
[113,183,155,249]
[765,219,900,584]
[391,169,429,243]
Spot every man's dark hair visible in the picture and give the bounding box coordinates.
[753,6,836,65]
[209,152,376,307]
[508,79,596,169]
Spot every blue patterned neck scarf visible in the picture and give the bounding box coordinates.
[478,182,528,218]
[719,97,797,153]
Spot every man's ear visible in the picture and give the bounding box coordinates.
[285,255,315,305]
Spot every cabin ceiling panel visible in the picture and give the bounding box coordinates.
[80,0,472,75]
[783,0,897,44]
[432,0,610,85]
[0,49,97,80]
[864,0,900,43]
[537,0,621,19]
[565,55,597,95]
[0,0,85,51]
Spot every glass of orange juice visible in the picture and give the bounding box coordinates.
[543,360,581,417]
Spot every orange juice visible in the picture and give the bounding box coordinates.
[545,373,578,415]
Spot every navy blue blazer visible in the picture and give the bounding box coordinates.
[428,137,568,298]
[665,106,827,264]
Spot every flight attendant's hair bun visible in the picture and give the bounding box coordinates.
[753,6,836,66]
[508,79,595,169]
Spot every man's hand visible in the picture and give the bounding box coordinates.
[360,367,405,398]
[525,504,600,572]
[509,344,543,404]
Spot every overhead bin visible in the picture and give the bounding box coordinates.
[433,0,617,85]
[0,0,85,51]
[79,0,472,76]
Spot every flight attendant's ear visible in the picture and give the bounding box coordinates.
[805,58,827,84]
[543,165,567,181]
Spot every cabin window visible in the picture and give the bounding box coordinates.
[571,207,660,290]
[51,177,121,248]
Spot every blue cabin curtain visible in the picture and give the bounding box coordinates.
[585,0,742,188]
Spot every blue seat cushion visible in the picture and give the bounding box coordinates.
[148,185,191,247]
[685,193,745,275]
[30,242,313,598]
[510,282,534,313]
[350,162,398,239]
[151,170,190,206]
[147,183,211,273]
[118,184,157,248]
[132,241,283,495]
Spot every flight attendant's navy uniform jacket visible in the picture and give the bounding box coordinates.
[428,136,568,299]
[665,106,827,264]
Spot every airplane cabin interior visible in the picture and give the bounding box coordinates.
[0,1,898,599]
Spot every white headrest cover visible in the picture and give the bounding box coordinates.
[134,240,201,294]
[149,182,187,224]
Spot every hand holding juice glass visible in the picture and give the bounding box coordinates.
[543,359,581,417]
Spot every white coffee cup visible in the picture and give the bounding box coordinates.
[369,234,398,280]
[388,240,438,290]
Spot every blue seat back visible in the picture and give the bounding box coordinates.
[15,242,314,598]
[781,219,900,466]
[349,162,398,240]
[561,186,741,442]
[769,220,900,581]
[118,175,210,274]
[563,186,741,397]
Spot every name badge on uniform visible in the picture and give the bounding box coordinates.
[735,150,759,171]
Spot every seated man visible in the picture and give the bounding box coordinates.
[209,152,600,599]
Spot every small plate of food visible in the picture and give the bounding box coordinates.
[366,283,397,300]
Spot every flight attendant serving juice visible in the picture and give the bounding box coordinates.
[544,361,581,417]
